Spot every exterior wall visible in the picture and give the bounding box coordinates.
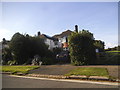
[43,35,69,50]
[58,42,62,48]
[45,39,53,50]
[58,36,69,50]
[45,38,60,50]
[59,37,67,43]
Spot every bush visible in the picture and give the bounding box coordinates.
[7,60,18,65]
[42,57,55,65]
[2,48,13,65]
[53,47,62,56]
[97,52,120,65]
[71,60,86,66]
[9,33,50,65]
[68,30,96,66]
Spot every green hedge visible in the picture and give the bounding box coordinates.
[42,57,56,65]
[97,52,120,65]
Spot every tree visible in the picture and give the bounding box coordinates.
[9,32,51,65]
[28,36,49,58]
[68,30,96,65]
[2,47,13,65]
[9,33,29,64]
[117,46,120,51]
[105,45,120,51]
[94,40,105,52]
[2,38,12,65]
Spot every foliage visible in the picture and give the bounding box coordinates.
[42,57,56,65]
[105,45,120,51]
[7,60,18,65]
[68,30,96,65]
[9,33,50,65]
[1,65,40,74]
[53,47,62,56]
[28,36,49,58]
[2,47,13,65]
[65,67,109,77]
[94,40,105,52]
[97,52,120,65]
[9,33,28,64]
[106,51,120,52]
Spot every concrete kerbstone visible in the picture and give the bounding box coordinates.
[26,74,120,83]
[2,72,120,83]
[89,76,109,81]
[1,72,12,74]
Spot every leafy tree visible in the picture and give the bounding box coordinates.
[9,32,51,65]
[68,30,96,65]
[117,46,120,51]
[94,40,105,52]
[105,45,120,51]
[2,38,12,65]
[9,33,29,64]
[2,48,13,65]
[28,36,49,58]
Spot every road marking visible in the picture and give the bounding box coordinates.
[9,75,119,86]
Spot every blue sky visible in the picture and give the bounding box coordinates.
[0,2,118,48]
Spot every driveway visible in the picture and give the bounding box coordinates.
[29,64,77,75]
[29,64,119,79]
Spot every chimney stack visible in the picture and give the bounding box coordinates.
[38,31,41,36]
[75,25,78,33]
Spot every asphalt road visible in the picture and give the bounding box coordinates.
[2,75,119,88]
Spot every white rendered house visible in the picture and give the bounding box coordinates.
[39,34,59,50]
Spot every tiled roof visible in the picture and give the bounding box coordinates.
[53,30,73,38]
[39,34,58,41]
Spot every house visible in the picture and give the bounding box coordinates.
[38,25,78,51]
[38,30,73,51]
[38,33,60,50]
[53,30,73,51]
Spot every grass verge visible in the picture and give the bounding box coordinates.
[106,51,120,53]
[1,65,40,74]
[65,67,109,77]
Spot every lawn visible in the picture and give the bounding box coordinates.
[65,67,109,77]
[106,51,120,53]
[1,65,40,74]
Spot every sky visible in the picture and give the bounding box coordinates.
[0,2,118,49]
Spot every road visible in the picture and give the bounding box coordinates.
[2,75,119,88]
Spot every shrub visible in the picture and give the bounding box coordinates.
[9,33,50,65]
[53,47,62,56]
[7,60,18,65]
[71,60,86,66]
[97,52,120,65]
[42,57,55,65]
[68,30,96,65]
